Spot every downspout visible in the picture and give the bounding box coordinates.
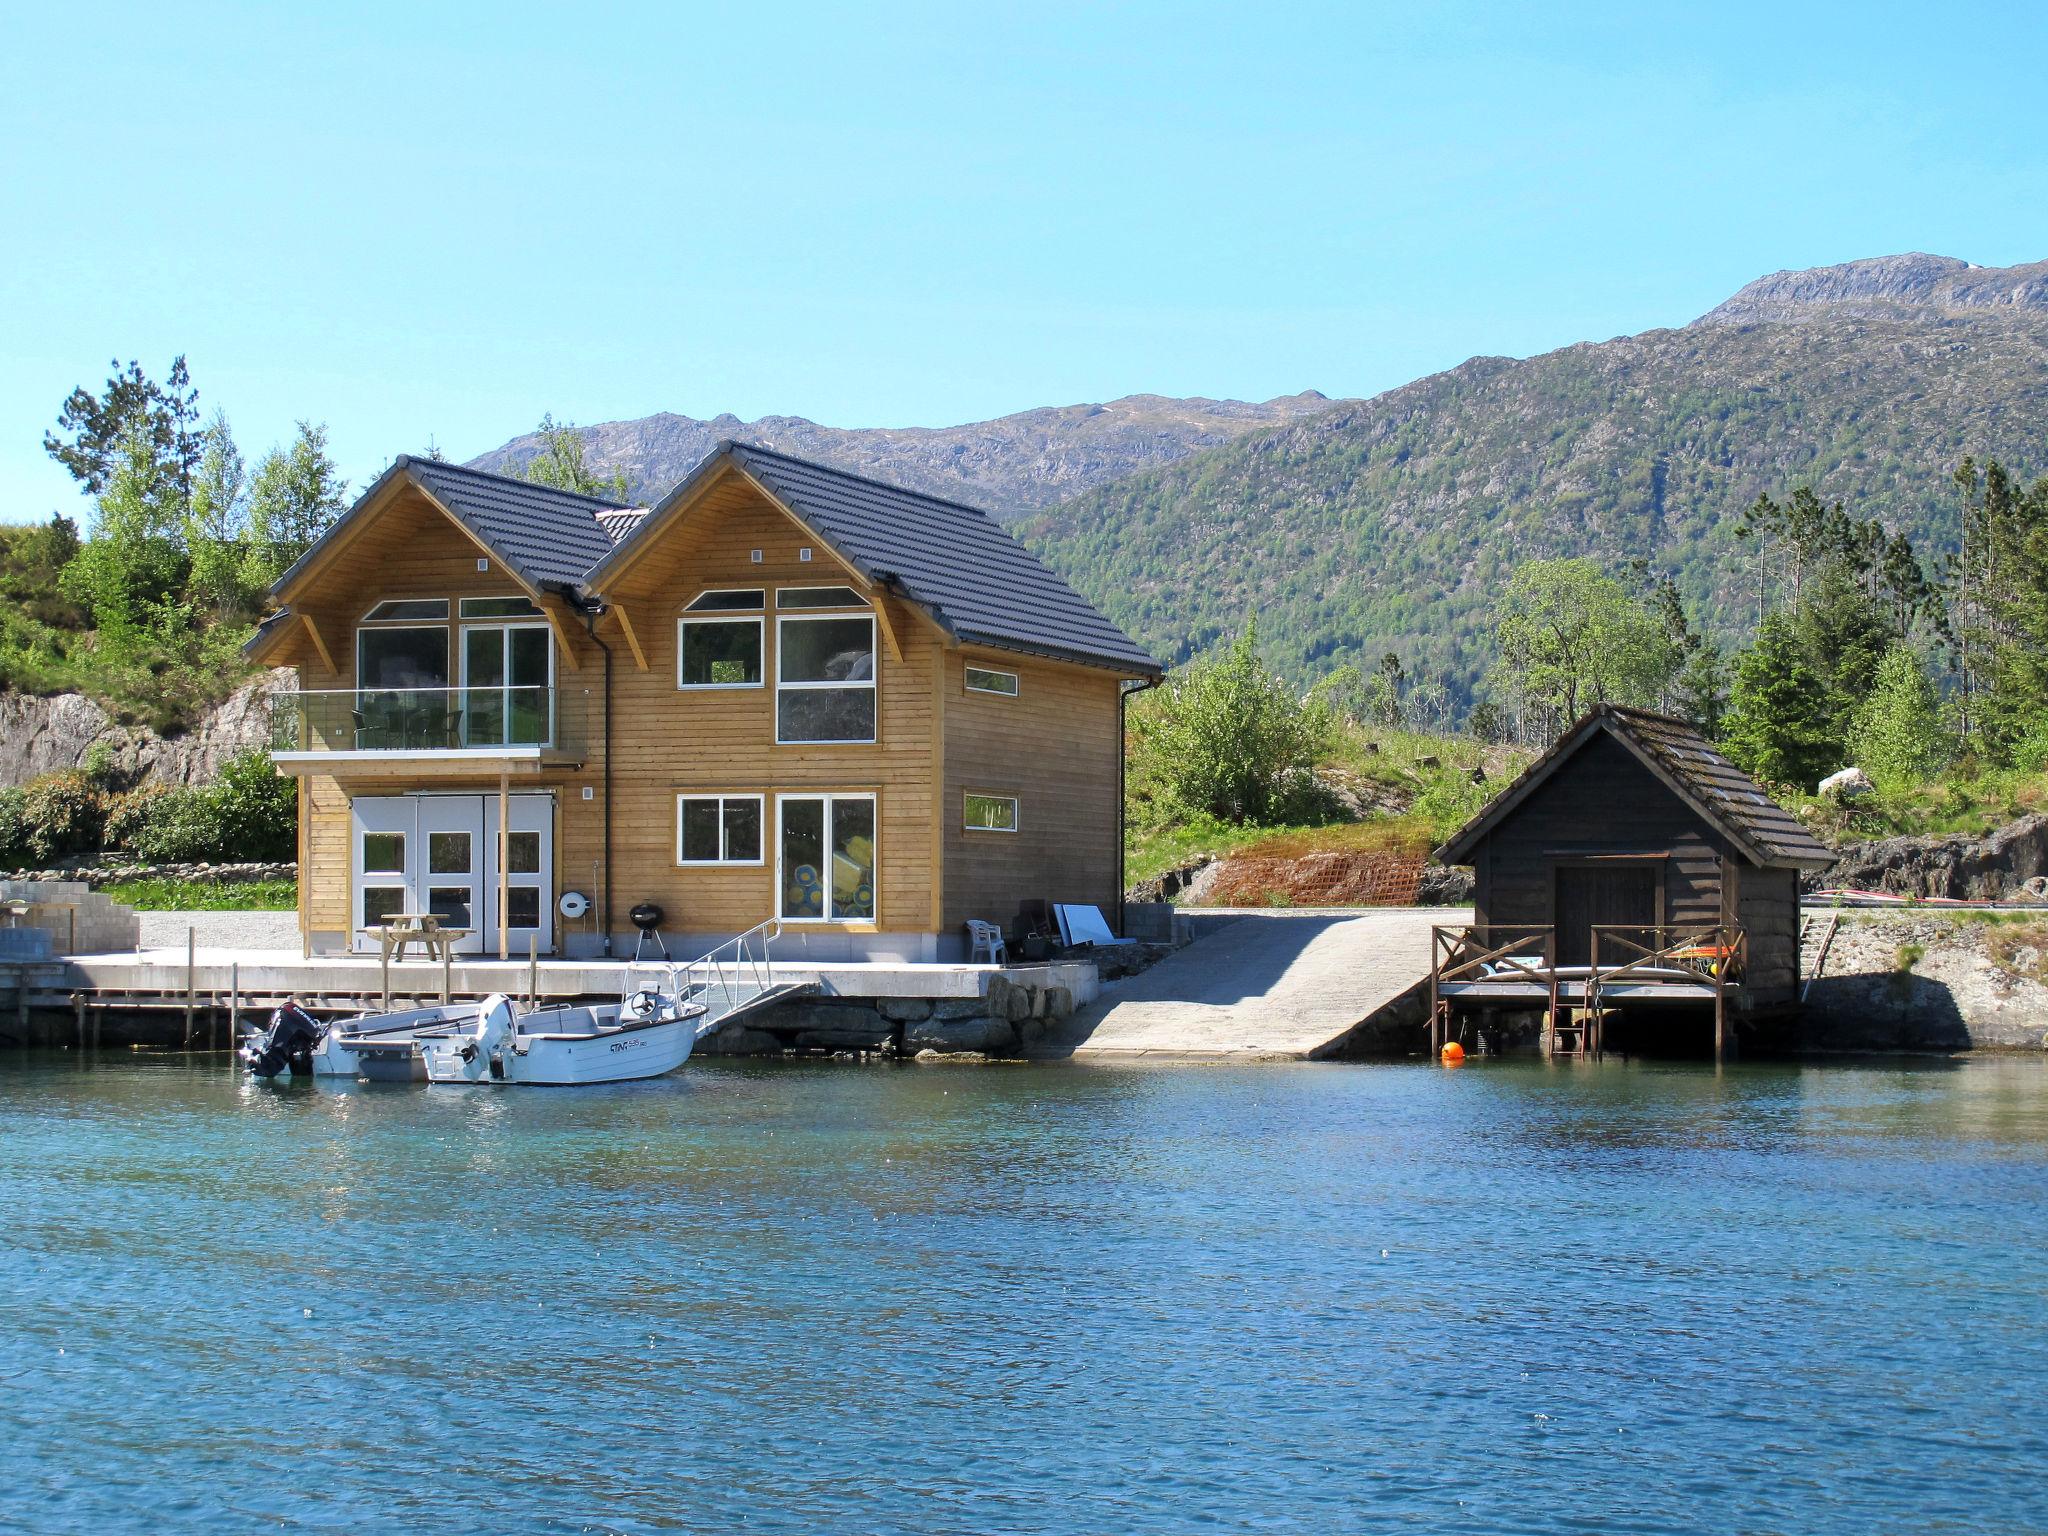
[1117,674,1161,937]
[577,598,615,956]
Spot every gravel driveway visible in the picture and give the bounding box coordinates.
[138,910,300,951]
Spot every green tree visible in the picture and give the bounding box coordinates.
[1141,623,1334,823]
[1851,645,1951,795]
[1793,561,1894,739]
[1490,558,1679,739]
[245,421,348,589]
[58,421,190,637]
[44,356,201,496]
[520,415,629,500]
[1722,613,1840,788]
[1674,641,1729,738]
[1362,651,1405,726]
[184,410,254,617]
[1954,459,2048,757]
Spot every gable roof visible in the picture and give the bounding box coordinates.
[270,456,638,598]
[588,441,1162,676]
[1435,704,1835,870]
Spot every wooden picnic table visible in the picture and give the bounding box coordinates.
[364,912,471,964]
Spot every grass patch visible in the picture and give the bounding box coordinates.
[1985,922,2048,985]
[101,877,297,911]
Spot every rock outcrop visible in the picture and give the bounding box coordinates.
[1797,913,2048,1052]
[1815,814,2048,901]
[0,672,291,789]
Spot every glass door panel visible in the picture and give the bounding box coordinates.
[463,627,508,747]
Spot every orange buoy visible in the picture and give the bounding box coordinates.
[1440,1041,1466,1065]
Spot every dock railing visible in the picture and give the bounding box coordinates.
[1588,923,1747,1059]
[1429,925,1557,1052]
[674,917,787,1032]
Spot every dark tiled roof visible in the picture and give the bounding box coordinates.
[1436,703,1835,869]
[595,508,647,544]
[714,443,1160,674]
[269,457,636,599]
[402,458,631,588]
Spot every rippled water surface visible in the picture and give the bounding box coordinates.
[4,1052,2047,1533]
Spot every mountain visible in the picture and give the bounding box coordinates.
[1016,255,2048,698]
[469,391,1340,518]
[1696,253,2048,326]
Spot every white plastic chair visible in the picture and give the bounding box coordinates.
[965,920,1008,965]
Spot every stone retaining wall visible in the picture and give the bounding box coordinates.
[1794,913,2048,1052]
[700,974,1080,1059]
[2,861,296,889]
[0,880,140,956]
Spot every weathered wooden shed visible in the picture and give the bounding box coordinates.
[1433,705,1834,1056]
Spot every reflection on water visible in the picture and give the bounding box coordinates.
[3,1052,2046,1533]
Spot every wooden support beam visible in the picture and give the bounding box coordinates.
[540,598,582,671]
[299,613,336,675]
[498,771,511,962]
[611,602,649,672]
[873,594,906,665]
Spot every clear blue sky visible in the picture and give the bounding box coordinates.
[4,1,2044,523]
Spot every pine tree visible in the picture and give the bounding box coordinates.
[1722,614,1839,788]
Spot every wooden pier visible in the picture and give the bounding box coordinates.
[1429,922,1750,1060]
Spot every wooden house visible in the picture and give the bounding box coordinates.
[246,443,1161,962]
[1432,705,1833,1056]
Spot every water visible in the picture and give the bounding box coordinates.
[3,1052,2046,1534]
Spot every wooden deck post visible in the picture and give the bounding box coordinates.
[183,927,196,1047]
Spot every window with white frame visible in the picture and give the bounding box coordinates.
[678,613,763,688]
[676,794,764,865]
[963,793,1019,832]
[965,666,1019,697]
[776,611,876,742]
[778,794,875,922]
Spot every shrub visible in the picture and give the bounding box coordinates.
[1137,624,1336,825]
[1851,645,1952,796]
[17,768,106,865]
[0,787,27,868]
[103,750,295,864]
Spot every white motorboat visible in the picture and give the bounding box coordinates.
[418,972,709,1087]
[242,1000,480,1080]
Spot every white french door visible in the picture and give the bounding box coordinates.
[349,793,554,954]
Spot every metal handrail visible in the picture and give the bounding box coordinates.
[674,917,784,1023]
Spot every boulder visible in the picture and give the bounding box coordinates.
[1816,812,2048,901]
[878,996,935,1023]
[1818,766,1875,802]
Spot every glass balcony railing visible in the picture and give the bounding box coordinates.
[269,687,585,756]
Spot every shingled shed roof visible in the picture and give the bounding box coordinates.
[269,457,638,599]
[1435,704,1835,870]
[591,441,1161,675]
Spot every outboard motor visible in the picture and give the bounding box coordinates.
[241,1000,325,1078]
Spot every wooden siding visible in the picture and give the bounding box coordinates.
[1472,734,1731,933]
[941,647,1122,932]
[585,476,938,936]
[281,467,1133,948]
[1737,864,1801,1005]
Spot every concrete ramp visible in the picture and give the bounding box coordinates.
[1043,908,1463,1060]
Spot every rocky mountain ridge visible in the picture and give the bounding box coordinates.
[470,391,1342,518]
[1694,253,2048,326]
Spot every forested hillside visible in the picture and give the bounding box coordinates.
[1020,278,2048,702]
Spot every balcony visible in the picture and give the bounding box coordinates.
[269,686,588,773]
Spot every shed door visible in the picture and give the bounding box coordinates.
[1555,865,1658,966]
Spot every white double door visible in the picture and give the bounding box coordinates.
[351,793,554,954]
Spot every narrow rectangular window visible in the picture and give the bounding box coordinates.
[677,794,764,865]
[458,596,542,618]
[963,793,1019,833]
[684,589,765,612]
[965,666,1019,697]
[778,794,876,922]
[362,598,450,622]
[777,585,865,609]
[776,615,876,742]
[678,617,763,688]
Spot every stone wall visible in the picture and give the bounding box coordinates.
[699,974,1080,1059]
[1,880,140,956]
[0,672,291,789]
[1796,912,2048,1051]
[2,860,296,889]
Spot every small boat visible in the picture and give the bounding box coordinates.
[417,970,709,1087]
[240,999,482,1081]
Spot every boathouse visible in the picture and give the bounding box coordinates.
[245,443,1160,962]
[1431,704,1833,1057]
